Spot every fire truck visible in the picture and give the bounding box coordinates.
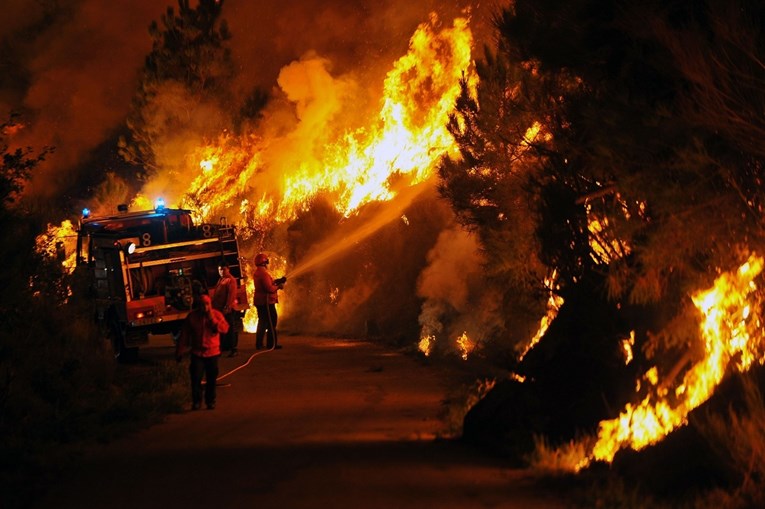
[75,202,249,361]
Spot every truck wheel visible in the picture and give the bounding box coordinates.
[113,333,139,363]
[117,343,139,363]
[117,345,138,363]
[107,314,139,363]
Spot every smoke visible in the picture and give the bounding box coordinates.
[256,53,360,200]
[133,80,234,209]
[277,54,350,131]
[225,0,484,94]
[0,0,158,198]
[279,184,456,339]
[417,222,505,355]
[418,224,481,309]
[0,0,485,201]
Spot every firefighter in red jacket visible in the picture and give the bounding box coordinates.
[253,252,285,350]
[212,263,239,357]
[176,294,229,410]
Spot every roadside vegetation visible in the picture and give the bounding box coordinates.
[440,1,765,506]
[570,371,765,509]
[0,114,186,509]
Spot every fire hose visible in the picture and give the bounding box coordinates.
[218,277,284,381]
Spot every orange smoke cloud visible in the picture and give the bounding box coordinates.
[417,222,503,356]
[1,0,157,198]
[1,0,487,203]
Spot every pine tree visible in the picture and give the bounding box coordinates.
[119,0,235,175]
[1,113,52,210]
[440,0,765,307]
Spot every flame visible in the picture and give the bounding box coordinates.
[586,203,631,264]
[419,334,435,357]
[564,254,765,471]
[621,330,635,365]
[457,331,475,360]
[520,271,564,360]
[35,221,78,272]
[417,331,476,360]
[128,194,156,214]
[242,277,258,332]
[176,13,476,225]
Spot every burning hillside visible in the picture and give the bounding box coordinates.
[145,11,478,345]
[169,14,476,224]
[12,5,765,503]
[27,5,494,357]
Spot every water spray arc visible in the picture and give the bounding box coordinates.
[285,181,430,280]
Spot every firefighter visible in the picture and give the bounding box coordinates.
[176,294,229,410]
[253,252,285,350]
[212,263,239,357]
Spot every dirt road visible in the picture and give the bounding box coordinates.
[38,335,566,509]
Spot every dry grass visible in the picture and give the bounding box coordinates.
[691,373,765,509]
[528,434,595,473]
[442,377,497,437]
[0,292,187,509]
[523,371,765,508]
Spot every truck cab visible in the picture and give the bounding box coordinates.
[75,203,248,361]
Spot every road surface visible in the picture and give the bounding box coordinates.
[37,334,567,509]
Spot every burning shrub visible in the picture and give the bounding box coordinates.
[462,270,650,461]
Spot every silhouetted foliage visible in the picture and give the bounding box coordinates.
[0,113,54,301]
[441,0,765,306]
[119,0,238,174]
[447,1,765,504]
[0,114,52,210]
[235,87,270,133]
[0,116,185,509]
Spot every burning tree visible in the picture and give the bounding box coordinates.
[119,0,249,179]
[444,0,765,502]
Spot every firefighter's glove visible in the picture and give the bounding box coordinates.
[274,276,287,287]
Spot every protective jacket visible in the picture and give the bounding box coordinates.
[211,273,237,312]
[253,265,280,306]
[176,307,229,358]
